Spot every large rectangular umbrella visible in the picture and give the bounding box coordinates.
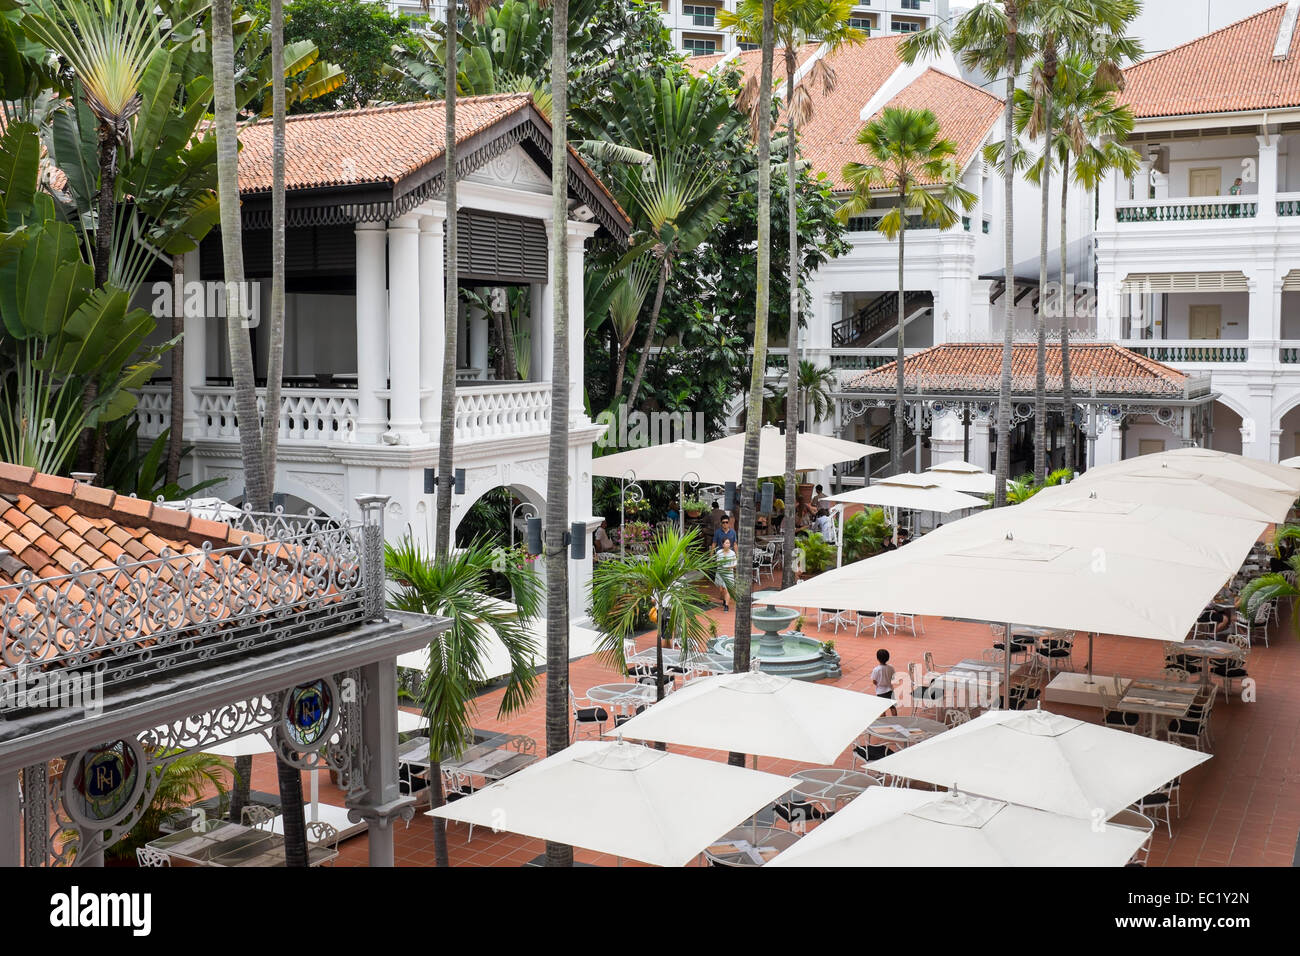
[870,709,1210,820]
[1086,447,1300,495]
[606,670,897,765]
[427,739,796,867]
[1062,471,1294,523]
[922,467,996,496]
[767,786,1148,867]
[591,439,740,483]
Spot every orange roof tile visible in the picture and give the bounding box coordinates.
[1119,3,1300,118]
[693,37,1003,190]
[846,343,1191,396]
[236,92,534,194]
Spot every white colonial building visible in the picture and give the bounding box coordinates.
[137,93,628,621]
[698,6,1300,478]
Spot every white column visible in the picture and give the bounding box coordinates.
[419,208,446,437]
[387,215,423,440]
[1135,156,1152,202]
[354,222,389,441]
[567,221,599,425]
[1247,270,1278,365]
[1098,169,1118,229]
[1258,133,1280,225]
[181,248,204,439]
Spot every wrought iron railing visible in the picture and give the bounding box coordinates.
[0,504,384,714]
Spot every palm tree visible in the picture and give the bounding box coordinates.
[386,534,542,868]
[1018,50,1139,473]
[22,0,176,473]
[262,0,288,506]
[577,74,740,410]
[1023,0,1139,481]
[721,0,864,590]
[767,359,836,428]
[729,0,776,770]
[543,0,573,868]
[903,2,1035,507]
[109,752,231,864]
[838,107,976,476]
[591,528,718,705]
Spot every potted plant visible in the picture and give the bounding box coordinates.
[682,498,709,519]
[793,614,805,632]
[822,639,836,654]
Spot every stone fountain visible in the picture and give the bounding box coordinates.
[713,591,841,681]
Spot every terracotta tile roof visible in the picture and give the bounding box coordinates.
[685,42,821,84]
[236,92,535,194]
[0,462,349,677]
[235,93,630,230]
[846,343,1192,396]
[856,68,1004,189]
[692,37,1003,190]
[1119,3,1300,118]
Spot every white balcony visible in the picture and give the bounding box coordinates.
[1114,195,1259,224]
[136,381,554,447]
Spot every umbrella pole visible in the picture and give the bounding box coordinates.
[1004,621,1013,710]
[1086,631,1095,685]
[679,479,685,534]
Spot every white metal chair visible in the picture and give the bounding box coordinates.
[241,804,277,830]
[1132,782,1174,837]
[306,820,340,866]
[817,607,854,633]
[885,611,923,637]
[569,687,609,741]
[136,846,171,867]
[1109,809,1155,866]
[856,610,891,638]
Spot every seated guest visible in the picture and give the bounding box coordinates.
[593,519,616,553]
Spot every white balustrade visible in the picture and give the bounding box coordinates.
[134,385,171,438]
[454,382,552,442]
[193,386,360,443]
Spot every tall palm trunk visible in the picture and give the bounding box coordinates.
[782,52,798,589]
[429,0,461,870]
[730,0,776,768]
[166,254,185,485]
[266,0,308,869]
[624,257,668,408]
[544,0,574,867]
[894,174,907,475]
[213,0,269,512]
[993,3,1019,507]
[435,6,460,559]
[1033,46,1056,483]
[1060,152,1074,471]
[78,120,117,472]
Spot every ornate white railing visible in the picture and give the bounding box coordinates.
[135,385,171,438]
[1118,339,1250,363]
[454,382,552,442]
[1115,195,1258,222]
[193,386,360,443]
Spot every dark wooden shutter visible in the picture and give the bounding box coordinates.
[456,209,548,285]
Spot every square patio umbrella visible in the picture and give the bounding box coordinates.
[825,478,988,515]
[1061,471,1295,523]
[870,709,1210,820]
[606,670,898,765]
[427,739,797,867]
[707,425,884,474]
[1085,447,1300,495]
[766,786,1148,867]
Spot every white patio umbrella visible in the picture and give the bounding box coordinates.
[1281,455,1300,469]
[1046,471,1295,523]
[871,709,1210,820]
[927,459,985,474]
[825,479,988,515]
[707,425,884,474]
[1083,447,1300,495]
[397,708,428,733]
[591,438,740,483]
[922,467,997,496]
[767,786,1148,867]
[778,528,1231,640]
[427,739,796,867]
[606,670,898,765]
[201,731,326,823]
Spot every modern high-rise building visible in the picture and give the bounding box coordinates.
[664,0,950,58]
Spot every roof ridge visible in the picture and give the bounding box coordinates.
[1125,1,1287,75]
[243,91,532,128]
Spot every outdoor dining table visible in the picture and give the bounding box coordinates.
[147,820,337,867]
[703,825,801,866]
[445,747,538,782]
[867,716,947,747]
[1176,639,1239,688]
[627,647,736,675]
[1117,677,1200,737]
[587,682,660,705]
[791,768,877,811]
